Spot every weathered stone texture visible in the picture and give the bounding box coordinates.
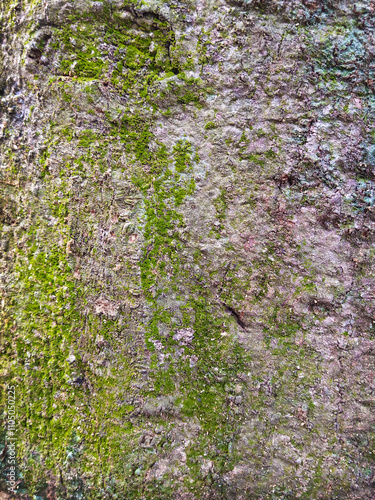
[0,0,375,498]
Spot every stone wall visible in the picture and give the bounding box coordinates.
[0,0,374,498]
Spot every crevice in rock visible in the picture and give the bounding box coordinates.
[222,302,247,330]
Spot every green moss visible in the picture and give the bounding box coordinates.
[78,129,98,147]
[1,205,139,494]
[204,121,217,130]
[213,188,227,223]
[130,134,250,494]
[0,2,253,497]
[59,126,74,142]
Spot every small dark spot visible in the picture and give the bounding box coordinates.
[223,302,246,329]
[28,48,42,60]
[307,297,334,314]
[0,80,6,97]
[73,376,85,385]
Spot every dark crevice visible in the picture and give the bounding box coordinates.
[222,302,246,329]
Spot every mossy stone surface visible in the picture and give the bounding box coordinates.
[0,0,375,498]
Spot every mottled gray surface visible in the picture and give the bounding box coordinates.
[0,0,375,498]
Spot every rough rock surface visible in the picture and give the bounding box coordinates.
[0,0,375,498]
